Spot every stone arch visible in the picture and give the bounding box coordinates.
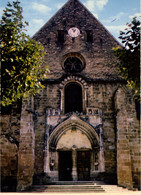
[58,76,88,113]
[59,75,88,90]
[48,113,99,151]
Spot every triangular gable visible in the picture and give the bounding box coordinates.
[33,0,122,80]
[33,0,120,45]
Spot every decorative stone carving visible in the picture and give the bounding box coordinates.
[59,75,88,90]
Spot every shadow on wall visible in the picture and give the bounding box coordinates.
[1,176,17,192]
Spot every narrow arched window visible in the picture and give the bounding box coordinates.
[65,83,82,113]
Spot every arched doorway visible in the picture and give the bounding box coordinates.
[44,113,105,181]
[46,113,104,182]
[65,82,82,113]
[57,129,92,181]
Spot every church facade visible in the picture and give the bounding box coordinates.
[1,0,140,191]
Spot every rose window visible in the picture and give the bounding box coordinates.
[64,57,83,73]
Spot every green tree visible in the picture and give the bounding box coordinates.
[1,0,48,106]
[113,17,140,98]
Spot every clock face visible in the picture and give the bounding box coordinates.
[68,27,80,38]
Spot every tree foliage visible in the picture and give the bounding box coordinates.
[113,17,140,97]
[1,0,48,106]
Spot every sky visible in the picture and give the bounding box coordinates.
[0,0,140,43]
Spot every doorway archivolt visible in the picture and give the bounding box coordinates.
[48,113,99,150]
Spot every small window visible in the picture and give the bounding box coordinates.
[86,30,93,43]
[135,100,140,120]
[100,38,103,47]
[57,30,64,43]
[47,38,50,44]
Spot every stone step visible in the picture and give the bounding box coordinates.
[25,183,139,193]
[32,189,105,192]
[102,185,132,192]
[33,185,103,189]
[30,184,105,192]
[42,181,105,185]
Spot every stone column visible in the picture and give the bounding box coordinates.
[17,96,35,191]
[115,88,133,189]
[55,151,59,172]
[44,147,50,173]
[60,89,63,113]
[91,151,95,171]
[84,87,88,111]
[44,113,50,173]
[72,149,77,181]
[99,126,105,172]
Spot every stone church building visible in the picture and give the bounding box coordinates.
[1,0,140,191]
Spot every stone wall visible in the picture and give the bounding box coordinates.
[0,135,18,192]
[1,106,21,192]
[115,87,140,189]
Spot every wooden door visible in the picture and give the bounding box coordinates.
[59,151,72,181]
[77,151,90,181]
